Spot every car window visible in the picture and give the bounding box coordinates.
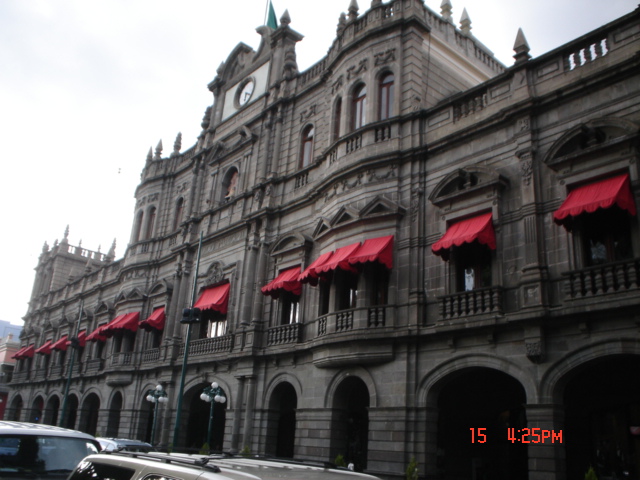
[69,460,135,480]
[0,434,99,474]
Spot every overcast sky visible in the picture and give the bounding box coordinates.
[0,0,636,325]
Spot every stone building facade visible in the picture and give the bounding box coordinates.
[8,1,640,479]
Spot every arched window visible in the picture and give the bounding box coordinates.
[222,168,239,202]
[378,73,394,121]
[352,84,367,131]
[333,97,342,142]
[173,197,184,231]
[133,211,144,243]
[299,125,314,169]
[145,207,156,240]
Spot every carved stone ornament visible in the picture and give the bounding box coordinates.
[525,341,544,364]
[374,49,396,66]
[206,262,225,285]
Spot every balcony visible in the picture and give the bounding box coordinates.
[267,323,302,346]
[111,352,133,367]
[438,286,504,321]
[563,258,640,300]
[315,305,392,338]
[85,358,103,374]
[141,348,161,364]
[179,335,234,358]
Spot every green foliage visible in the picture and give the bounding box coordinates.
[241,445,251,457]
[199,442,210,454]
[406,457,419,480]
[585,466,598,480]
[334,454,346,467]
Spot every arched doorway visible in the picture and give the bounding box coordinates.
[61,394,79,429]
[186,384,227,452]
[106,392,123,437]
[43,395,60,426]
[30,396,44,423]
[435,367,528,480]
[7,396,23,421]
[563,355,640,479]
[79,393,100,435]
[331,376,369,471]
[266,382,297,458]
[139,397,154,444]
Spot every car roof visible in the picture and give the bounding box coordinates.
[0,421,98,441]
[82,452,383,480]
[97,437,152,446]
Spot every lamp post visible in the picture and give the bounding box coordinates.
[146,384,168,446]
[200,382,226,449]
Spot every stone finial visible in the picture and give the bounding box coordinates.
[337,12,347,35]
[440,0,453,22]
[61,226,70,245]
[106,239,116,261]
[513,28,531,65]
[154,140,163,160]
[348,0,359,21]
[460,8,471,35]
[172,132,182,157]
[42,241,49,253]
[146,147,153,163]
[280,9,291,26]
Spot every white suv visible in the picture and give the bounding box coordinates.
[0,421,101,479]
[69,451,384,480]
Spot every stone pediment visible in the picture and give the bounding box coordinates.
[430,166,508,209]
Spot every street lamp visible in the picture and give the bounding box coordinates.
[200,382,226,449]
[146,384,168,446]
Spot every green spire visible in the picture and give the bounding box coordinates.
[267,1,277,29]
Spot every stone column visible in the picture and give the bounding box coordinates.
[230,376,246,452]
[241,376,257,451]
[525,404,566,480]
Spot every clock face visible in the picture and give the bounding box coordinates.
[237,78,255,106]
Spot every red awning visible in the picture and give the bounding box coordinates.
[261,266,302,298]
[432,212,496,260]
[314,242,361,276]
[554,174,637,230]
[11,346,24,359]
[15,344,35,359]
[102,312,140,338]
[86,325,108,343]
[140,307,166,332]
[64,331,87,348]
[194,283,231,314]
[51,336,69,352]
[299,251,334,286]
[348,235,394,269]
[35,340,54,355]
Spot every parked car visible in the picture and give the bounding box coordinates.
[69,451,384,480]
[97,437,154,452]
[0,421,101,479]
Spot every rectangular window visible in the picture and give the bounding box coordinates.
[336,271,358,310]
[453,243,492,292]
[577,209,633,266]
[279,292,300,325]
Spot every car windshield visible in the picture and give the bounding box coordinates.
[0,434,99,477]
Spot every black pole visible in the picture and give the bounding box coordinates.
[172,232,203,448]
[59,299,83,428]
